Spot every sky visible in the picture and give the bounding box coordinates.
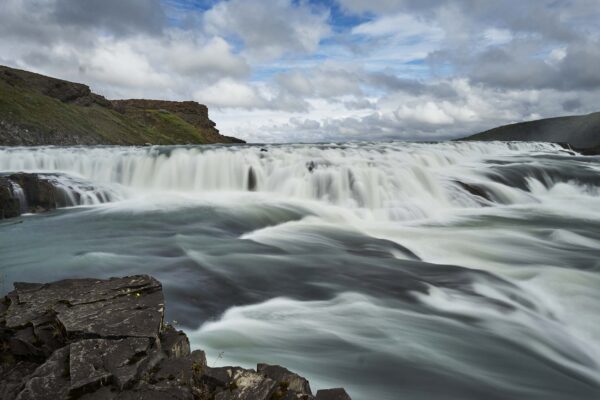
[1,0,600,143]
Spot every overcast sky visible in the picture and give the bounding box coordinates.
[1,0,599,142]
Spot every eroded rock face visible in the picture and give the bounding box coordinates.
[0,173,68,219]
[0,172,113,220]
[0,177,21,219]
[7,173,70,214]
[0,275,352,400]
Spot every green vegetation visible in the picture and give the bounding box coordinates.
[0,65,241,145]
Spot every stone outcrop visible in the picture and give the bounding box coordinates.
[0,173,70,219]
[0,172,113,220]
[111,99,245,144]
[0,275,352,400]
[0,177,21,219]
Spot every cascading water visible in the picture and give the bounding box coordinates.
[8,181,28,212]
[0,141,570,218]
[1,141,599,400]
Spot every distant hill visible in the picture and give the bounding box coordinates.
[0,65,244,146]
[461,112,600,154]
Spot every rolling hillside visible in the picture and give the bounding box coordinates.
[0,65,244,146]
[462,112,600,154]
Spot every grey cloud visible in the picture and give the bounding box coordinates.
[52,0,166,36]
[275,66,459,104]
[562,99,582,112]
[276,68,363,98]
[344,99,376,110]
[464,40,600,91]
[204,0,330,59]
[338,0,592,42]
[366,72,458,98]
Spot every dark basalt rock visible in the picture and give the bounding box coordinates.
[315,388,352,400]
[7,173,70,213]
[0,172,112,220]
[0,177,22,219]
[0,173,69,219]
[247,167,257,191]
[257,363,312,395]
[455,180,492,202]
[0,275,351,400]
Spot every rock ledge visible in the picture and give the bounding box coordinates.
[0,275,351,400]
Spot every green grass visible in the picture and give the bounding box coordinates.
[0,80,215,145]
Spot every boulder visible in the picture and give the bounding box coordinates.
[0,275,351,399]
[316,388,352,400]
[7,173,69,213]
[0,177,22,219]
[214,369,277,400]
[257,363,312,395]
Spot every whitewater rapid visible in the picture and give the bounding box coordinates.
[1,141,599,400]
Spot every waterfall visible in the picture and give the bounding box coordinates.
[0,141,577,219]
[9,181,28,213]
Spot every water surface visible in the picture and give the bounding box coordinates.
[1,141,599,400]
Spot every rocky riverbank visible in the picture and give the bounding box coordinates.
[0,275,351,400]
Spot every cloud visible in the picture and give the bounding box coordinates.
[459,40,600,91]
[193,78,268,109]
[352,12,441,40]
[52,0,166,35]
[204,0,330,60]
[276,67,363,98]
[2,0,600,143]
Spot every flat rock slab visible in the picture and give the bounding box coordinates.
[5,275,163,340]
[315,388,352,400]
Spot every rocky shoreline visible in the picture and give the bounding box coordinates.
[0,275,351,400]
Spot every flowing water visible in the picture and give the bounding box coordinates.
[1,141,599,400]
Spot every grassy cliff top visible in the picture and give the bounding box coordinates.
[0,65,244,146]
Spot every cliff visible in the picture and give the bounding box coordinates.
[461,111,600,154]
[0,65,244,146]
[0,275,351,400]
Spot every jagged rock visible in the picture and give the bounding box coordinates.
[214,369,277,400]
[455,181,492,202]
[248,167,257,191]
[0,176,22,219]
[16,346,71,400]
[161,325,191,359]
[0,361,39,400]
[200,366,246,389]
[7,173,69,213]
[0,173,71,219]
[0,275,351,400]
[257,363,312,395]
[69,337,153,393]
[315,388,352,400]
